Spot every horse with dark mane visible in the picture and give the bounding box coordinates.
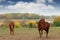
[9,21,15,35]
[37,19,50,38]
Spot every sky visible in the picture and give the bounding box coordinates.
[0,0,60,16]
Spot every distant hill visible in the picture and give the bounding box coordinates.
[0,13,56,20]
[0,13,41,19]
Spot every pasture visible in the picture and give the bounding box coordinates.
[0,27,60,40]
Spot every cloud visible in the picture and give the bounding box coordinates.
[0,5,3,7]
[47,0,54,3]
[47,5,55,10]
[36,0,54,3]
[36,0,46,3]
[8,1,15,4]
[6,1,55,13]
[0,1,56,16]
[0,0,5,2]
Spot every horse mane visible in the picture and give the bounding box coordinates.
[38,19,45,25]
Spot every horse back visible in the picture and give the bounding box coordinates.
[45,22,50,28]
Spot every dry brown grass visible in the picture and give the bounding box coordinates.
[0,27,60,40]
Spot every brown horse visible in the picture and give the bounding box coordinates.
[37,19,50,38]
[9,21,15,35]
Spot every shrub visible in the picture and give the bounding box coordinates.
[14,21,21,28]
[26,20,37,28]
[53,16,60,27]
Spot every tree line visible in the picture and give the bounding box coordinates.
[0,13,54,20]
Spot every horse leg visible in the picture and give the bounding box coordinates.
[10,30,11,35]
[10,29,14,35]
[38,29,43,38]
[40,30,43,38]
[12,29,14,35]
[9,26,11,35]
[38,29,41,38]
[10,27,14,35]
[10,30,13,35]
[45,28,49,38]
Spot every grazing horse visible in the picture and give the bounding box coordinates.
[9,21,15,35]
[37,19,50,38]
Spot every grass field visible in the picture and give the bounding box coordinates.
[0,27,60,40]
